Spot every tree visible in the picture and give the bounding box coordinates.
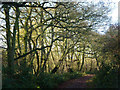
[0,1,111,75]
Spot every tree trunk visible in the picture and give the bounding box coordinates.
[11,6,20,73]
[5,6,20,76]
[94,53,100,70]
[80,44,85,71]
[90,59,93,71]
[40,8,45,72]
[36,51,39,75]
[5,6,13,76]
[24,18,28,66]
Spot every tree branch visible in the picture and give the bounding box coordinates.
[14,45,51,60]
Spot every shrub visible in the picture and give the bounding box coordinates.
[36,72,83,89]
[93,65,118,88]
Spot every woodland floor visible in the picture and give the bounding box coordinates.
[57,74,95,89]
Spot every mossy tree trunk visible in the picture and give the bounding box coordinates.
[5,5,20,76]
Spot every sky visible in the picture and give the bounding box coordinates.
[93,0,119,34]
[109,0,119,24]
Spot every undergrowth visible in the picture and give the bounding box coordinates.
[92,64,118,88]
[2,69,84,89]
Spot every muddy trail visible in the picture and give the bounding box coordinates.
[57,74,95,89]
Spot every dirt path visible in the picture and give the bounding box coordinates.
[57,74,95,88]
